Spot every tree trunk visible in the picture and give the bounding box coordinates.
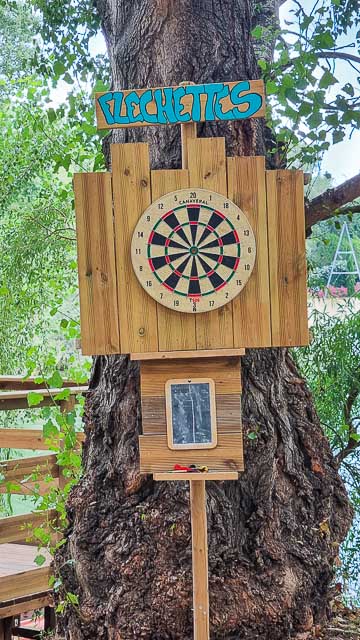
[54,1,353,638]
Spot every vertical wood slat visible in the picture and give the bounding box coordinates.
[74,173,120,355]
[111,143,158,353]
[227,157,271,347]
[188,138,234,350]
[190,481,209,640]
[151,169,197,351]
[266,170,309,346]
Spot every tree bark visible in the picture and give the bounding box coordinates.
[54,1,353,638]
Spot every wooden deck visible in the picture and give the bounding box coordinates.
[0,545,51,602]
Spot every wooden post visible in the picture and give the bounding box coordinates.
[180,82,197,170]
[190,480,209,640]
[0,617,13,640]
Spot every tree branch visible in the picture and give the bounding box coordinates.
[305,172,360,229]
[318,51,360,65]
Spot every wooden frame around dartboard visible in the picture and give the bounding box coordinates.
[74,139,309,356]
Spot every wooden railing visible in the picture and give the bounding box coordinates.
[0,376,88,632]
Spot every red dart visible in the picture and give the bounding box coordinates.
[173,464,198,472]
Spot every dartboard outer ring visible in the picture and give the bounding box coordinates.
[131,188,256,314]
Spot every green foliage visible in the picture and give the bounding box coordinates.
[257,1,360,168]
[294,302,360,603]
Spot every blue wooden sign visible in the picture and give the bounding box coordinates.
[95,80,265,129]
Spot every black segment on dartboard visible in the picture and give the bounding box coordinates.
[150,231,188,250]
[208,271,225,289]
[187,206,200,245]
[201,231,238,250]
[197,211,224,246]
[175,255,191,275]
[163,272,181,290]
[190,256,199,279]
[197,255,214,274]
[151,251,188,271]
[162,212,191,246]
[200,252,238,270]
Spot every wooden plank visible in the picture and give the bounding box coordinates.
[0,386,87,412]
[0,511,57,544]
[0,567,51,601]
[0,377,86,391]
[130,348,245,360]
[151,169,197,351]
[0,593,51,619]
[74,172,120,355]
[187,137,234,349]
[227,157,272,347]
[0,455,58,483]
[112,143,158,352]
[142,394,241,435]
[0,481,57,496]
[139,433,244,473]
[0,429,84,450]
[140,357,241,397]
[190,480,209,640]
[154,471,238,481]
[95,80,265,130]
[266,170,309,347]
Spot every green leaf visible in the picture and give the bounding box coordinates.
[43,419,59,439]
[67,592,79,605]
[48,370,63,389]
[319,70,337,89]
[27,391,44,407]
[350,433,360,442]
[342,83,355,97]
[251,26,263,39]
[54,60,66,76]
[54,388,71,401]
[34,554,46,566]
[266,80,277,95]
[332,130,345,143]
[247,432,258,440]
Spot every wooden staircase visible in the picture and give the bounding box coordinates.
[0,376,87,639]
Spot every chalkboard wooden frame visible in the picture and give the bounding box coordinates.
[165,378,217,450]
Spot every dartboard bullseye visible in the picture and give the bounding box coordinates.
[131,188,256,313]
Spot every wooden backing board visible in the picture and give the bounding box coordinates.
[140,357,242,398]
[227,157,272,347]
[74,173,120,355]
[112,143,158,353]
[188,138,234,349]
[142,394,241,435]
[151,169,196,351]
[139,432,243,473]
[266,170,309,346]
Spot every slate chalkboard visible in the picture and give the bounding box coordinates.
[165,378,217,450]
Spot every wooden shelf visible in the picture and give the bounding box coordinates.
[153,471,239,481]
[130,348,245,361]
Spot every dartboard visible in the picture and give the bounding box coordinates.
[131,188,256,313]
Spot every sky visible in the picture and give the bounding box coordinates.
[52,0,359,187]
